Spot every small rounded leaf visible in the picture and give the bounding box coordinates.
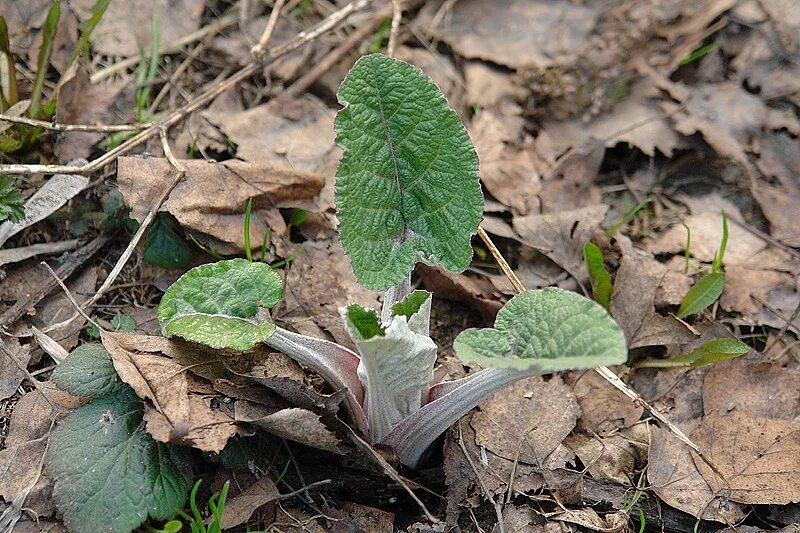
[157,259,283,350]
[454,288,627,372]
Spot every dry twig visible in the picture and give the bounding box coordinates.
[251,0,287,59]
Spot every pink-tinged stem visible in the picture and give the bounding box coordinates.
[266,327,368,436]
[382,367,538,468]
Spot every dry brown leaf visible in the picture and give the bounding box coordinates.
[463,61,524,108]
[610,244,696,349]
[565,425,648,485]
[70,0,205,57]
[101,331,238,452]
[418,266,503,321]
[588,82,685,157]
[569,370,643,436]
[328,502,395,533]
[423,0,599,70]
[513,205,608,284]
[648,425,745,522]
[647,211,765,265]
[279,241,380,350]
[703,356,800,420]
[220,475,279,530]
[471,376,580,465]
[117,156,324,255]
[752,132,800,247]
[234,400,341,454]
[54,65,130,161]
[551,508,628,532]
[538,142,604,213]
[0,337,31,401]
[211,15,310,79]
[207,96,339,214]
[658,82,800,166]
[26,266,97,357]
[693,411,800,505]
[0,383,80,518]
[489,250,570,296]
[470,102,540,215]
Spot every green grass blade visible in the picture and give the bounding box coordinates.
[30,1,61,119]
[243,197,253,262]
[676,272,725,319]
[712,210,728,273]
[635,338,748,368]
[583,242,613,310]
[66,0,111,72]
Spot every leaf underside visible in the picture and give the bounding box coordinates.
[454,287,627,372]
[335,53,483,290]
[157,259,283,350]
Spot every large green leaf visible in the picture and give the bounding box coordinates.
[157,259,283,350]
[335,54,483,290]
[51,343,122,398]
[46,387,192,533]
[454,288,627,372]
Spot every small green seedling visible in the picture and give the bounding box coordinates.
[175,480,230,533]
[155,54,628,467]
[634,337,749,369]
[676,211,728,319]
[583,242,613,310]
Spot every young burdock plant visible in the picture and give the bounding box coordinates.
[157,54,628,467]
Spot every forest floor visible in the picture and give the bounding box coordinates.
[0,0,799,532]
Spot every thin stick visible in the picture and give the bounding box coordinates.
[44,128,188,333]
[149,40,208,112]
[0,0,374,176]
[477,222,702,453]
[477,227,525,293]
[251,0,287,59]
[457,423,505,533]
[386,0,402,57]
[90,12,239,83]
[0,113,151,132]
[40,262,101,330]
[276,15,385,103]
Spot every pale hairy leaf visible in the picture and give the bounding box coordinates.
[454,288,627,371]
[343,292,436,442]
[157,259,283,350]
[335,54,483,290]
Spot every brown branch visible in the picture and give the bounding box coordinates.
[0,0,375,177]
[251,0,287,60]
[0,113,151,132]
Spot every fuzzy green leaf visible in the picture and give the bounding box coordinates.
[0,174,24,223]
[335,54,483,290]
[583,242,613,310]
[454,288,627,372]
[46,387,192,533]
[157,259,283,350]
[51,343,121,397]
[676,272,725,319]
[635,338,749,369]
